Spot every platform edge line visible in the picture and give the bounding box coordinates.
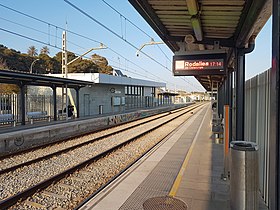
[169,105,210,197]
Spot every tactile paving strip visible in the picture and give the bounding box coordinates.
[119,107,207,210]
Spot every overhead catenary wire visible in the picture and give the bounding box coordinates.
[64,0,173,73]
[100,0,203,90]
[0,3,169,83]
[0,3,101,45]
[0,2,202,91]
[64,0,202,90]
[0,26,177,86]
[0,24,173,86]
[0,16,87,51]
[102,0,172,63]
[0,27,61,50]
[101,0,153,39]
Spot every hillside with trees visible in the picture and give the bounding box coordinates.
[0,44,113,74]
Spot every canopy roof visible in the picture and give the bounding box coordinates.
[129,0,271,90]
[0,69,93,89]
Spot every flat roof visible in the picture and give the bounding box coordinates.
[0,69,93,88]
[52,73,166,88]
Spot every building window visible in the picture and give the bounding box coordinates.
[125,85,143,96]
[151,87,155,97]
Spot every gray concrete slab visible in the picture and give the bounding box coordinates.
[81,104,208,210]
[80,103,268,210]
[175,105,268,210]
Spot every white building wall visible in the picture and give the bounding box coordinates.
[144,87,152,96]
[71,84,125,117]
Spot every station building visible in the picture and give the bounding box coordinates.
[34,72,167,117]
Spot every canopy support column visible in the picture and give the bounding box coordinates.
[269,0,280,208]
[19,83,26,125]
[52,86,57,121]
[75,88,80,118]
[235,50,245,141]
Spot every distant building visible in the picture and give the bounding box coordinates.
[189,91,210,101]
[45,72,168,116]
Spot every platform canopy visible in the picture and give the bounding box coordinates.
[0,69,93,89]
[129,0,271,90]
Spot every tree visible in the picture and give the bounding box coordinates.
[40,46,50,55]
[27,46,38,57]
[0,83,20,94]
[91,54,113,74]
[0,58,8,70]
[38,54,61,73]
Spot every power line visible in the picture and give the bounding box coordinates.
[0,3,101,45]
[0,26,173,86]
[64,0,173,72]
[101,0,172,63]
[108,58,169,83]
[0,2,201,91]
[101,0,153,39]
[1,26,198,90]
[0,27,61,50]
[64,0,201,91]
[0,16,87,50]
[106,47,171,83]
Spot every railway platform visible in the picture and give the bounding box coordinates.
[80,104,268,210]
[0,104,188,157]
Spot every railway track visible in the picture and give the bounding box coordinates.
[0,105,191,173]
[0,103,207,209]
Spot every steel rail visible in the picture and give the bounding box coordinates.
[75,103,206,209]
[0,103,205,209]
[0,105,194,175]
[0,104,191,160]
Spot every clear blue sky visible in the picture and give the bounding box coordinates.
[0,0,272,92]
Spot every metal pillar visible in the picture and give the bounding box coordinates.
[269,0,280,208]
[19,83,26,125]
[228,69,233,142]
[52,86,57,121]
[235,50,245,141]
[75,88,80,118]
[218,84,225,117]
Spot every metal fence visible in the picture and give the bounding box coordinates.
[244,69,270,203]
[0,94,19,120]
[0,94,65,122]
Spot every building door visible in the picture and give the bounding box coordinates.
[83,94,90,116]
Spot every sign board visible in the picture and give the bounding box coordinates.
[173,53,226,76]
[112,96,121,106]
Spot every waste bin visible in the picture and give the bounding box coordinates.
[230,141,259,210]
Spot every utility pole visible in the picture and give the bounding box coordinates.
[62,31,69,120]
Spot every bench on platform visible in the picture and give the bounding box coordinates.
[212,124,224,144]
[57,109,67,119]
[0,114,16,127]
[27,111,51,124]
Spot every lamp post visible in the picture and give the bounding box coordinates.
[66,43,107,66]
[62,43,107,120]
[30,59,39,73]
[136,39,164,57]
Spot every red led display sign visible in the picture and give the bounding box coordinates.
[173,53,226,76]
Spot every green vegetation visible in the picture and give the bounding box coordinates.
[0,44,113,74]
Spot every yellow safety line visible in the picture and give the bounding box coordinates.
[169,105,210,197]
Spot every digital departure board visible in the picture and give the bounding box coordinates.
[173,53,226,76]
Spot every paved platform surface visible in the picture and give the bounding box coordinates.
[81,104,268,210]
[174,105,230,209]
